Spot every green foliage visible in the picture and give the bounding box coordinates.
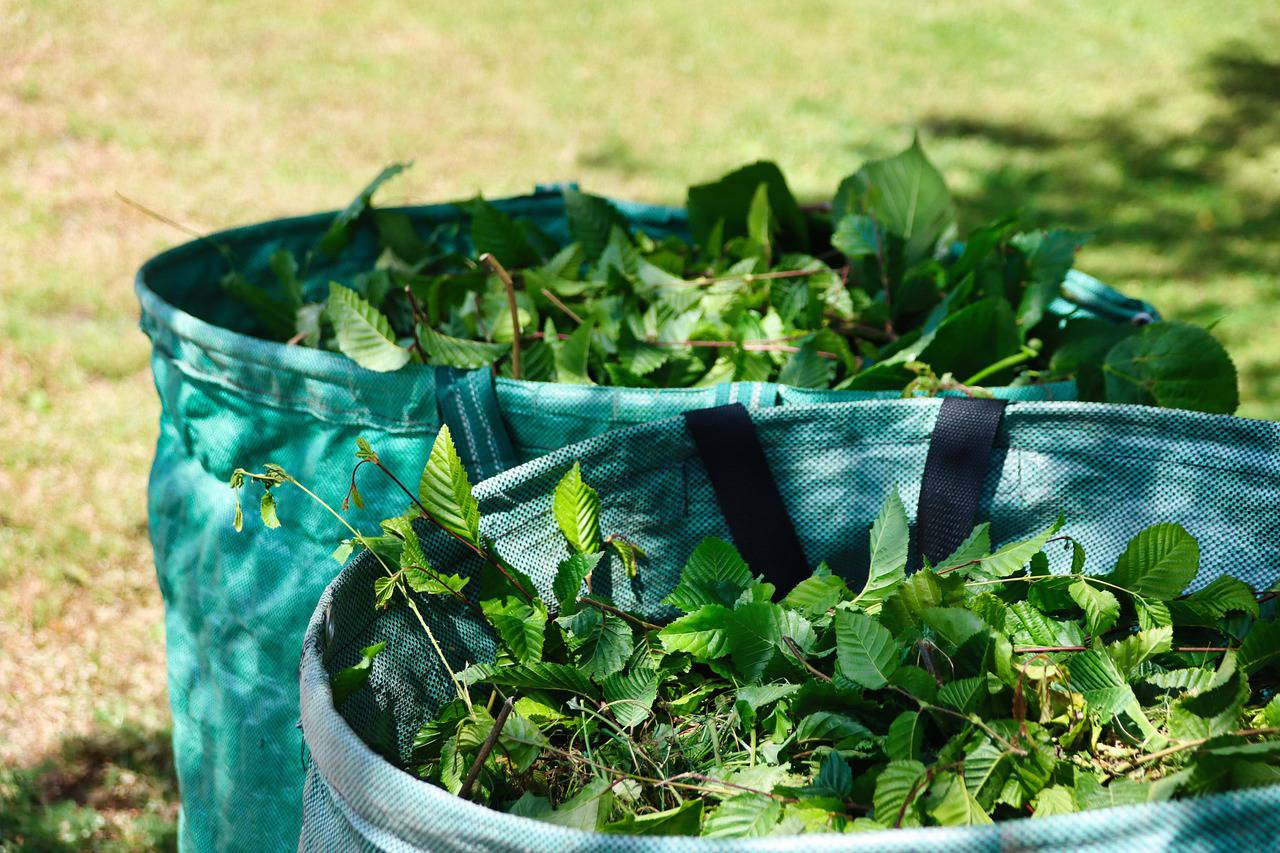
[330,641,386,707]
[222,150,1237,412]
[305,427,1278,837]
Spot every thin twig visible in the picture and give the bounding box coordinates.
[887,685,1026,756]
[479,253,522,379]
[1114,727,1280,775]
[782,637,832,683]
[1011,644,1231,655]
[576,596,662,632]
[459,697,514,799]
[541,288,583,325]
[672,267,845,288]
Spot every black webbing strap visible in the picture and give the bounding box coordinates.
[683,404,809,593]
[912,397,1008,572]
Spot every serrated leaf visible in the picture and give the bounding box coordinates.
[977,518,1062,579]
[551,552,602,616]
[794,711,876,745]
[602,799,703,836]
[419,323,509,369]
[834,610,900,689]
[1239,621,1280,675]
[373,574,399,609]
[872,760,928,828]
[840,138,952,261]
[880,570,957,636]
[1135,596,1173,630]
[931,773,993,826]
[687,161,807,249]
[602,667,658,727]
[1010,229,1090,332]
[702,794,782,838]
[330,641,386,707]
[482,595,547,664]
[1107,627,1173,677]
[1069,578,1120,637]
[1169,657,1249,740]
[468,197,541,268]
[854,490,908,610]
[1067,649,1136,720]
[663,538,753,612]
[727,602,783,683]
[1005,601,1085,647]
[1107,523,1199,600]
[886,711,924,761]
[564,605,631,679]
[659,604,734,660]
[936,676,987,713]
[1032,785,1078,818]
[607,536,644,579]
[831,214,880,259]
[1145,667,1218,693]
[563,188,626,262]
[325,282,411,372]
[555,319,596,385]
[1169,576,1260,628]
[782,571,850,617]
[962,742,1012,810]
[1104,321,1238,414]
[418,425,481,546]
[553,462,602,555]
[459,662,599,700]
[934,524,991,573]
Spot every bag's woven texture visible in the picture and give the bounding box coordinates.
[137,189,1154,851]
[300,399,1280,852]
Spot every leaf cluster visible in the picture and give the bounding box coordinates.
[220,143,1237,412]
[317,434,1280,837]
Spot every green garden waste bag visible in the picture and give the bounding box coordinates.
[299,399,1280,852]
[136,187,1155,851]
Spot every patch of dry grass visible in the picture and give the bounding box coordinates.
[1,0,1277,847]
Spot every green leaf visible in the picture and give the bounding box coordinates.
[726,602,783,683]
[918,299,1022,383]
[564,605,631,679]
[839,138,953,261]
[936,676,988,713]
[687,161,807,249]
[459,662,599,700]
[551,553,602,616]
[931,773,993,826]
[555,319,596,385]
[601,667,659,727]
[1103,321,1238,414]
[886,710,925,761]
[702,794,782,838]
[1168,656,1249,740]
[854,490,909,610]
[607,536,644,579]
[658,604,734,660]
[962,742,1012,810]
[746,182,773,263]
[934,524,991,573]
[468,197,541,268]
[794,711,875,745]
[1168,576,1259,628]
[831,214,880,259]
[602,799,703,836]
[815,753,854,797]
[1239,621,1280,675]
[1107,626,1173,677]
[834,610,900,689]
[325,282,411,372]
[782,571,850,617]
[1069,578,1120,637]
[541,779,615,832]
[1107,523,1200,600]
[1010,230,1090,332]
[482,595,547,664]
[373,574,400,609]
[777,337,835,388]
[872,760,928,828]
[880,570,958,636]
[318,162,409,256]
[418,425,481,547]
[977,518,1062,579]
[268,248,304,309]
[259,490,280,529]
[563,188,626,262]
[1032,786,1078,818]
[419,324,509,369]
[663,538,754,612]
[553,462,602,555]
[1067,648,1136,720]
[330,641,386,707]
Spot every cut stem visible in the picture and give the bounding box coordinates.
[540,288,583,325]
[458,696,513,799]
[480,253,522,379]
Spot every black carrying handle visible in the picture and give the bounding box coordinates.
[912,396,1008,572]
[683,404,809,594]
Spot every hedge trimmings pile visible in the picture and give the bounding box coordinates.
[235,427,1280,837]
[220,141,1238,412]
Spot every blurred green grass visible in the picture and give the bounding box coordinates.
[1,1,1277,847]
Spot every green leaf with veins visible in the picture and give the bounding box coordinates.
[1107,522,1199,600]
[1103,321,1238,414]
[330,641,386,707]
[855,490,909,610]
[553,462,602,555]
[663,537,754,612]
[325,282,411,371]
[417,425,481,546]
[835,610,900,688]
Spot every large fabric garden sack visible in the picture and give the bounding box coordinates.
[137,188,1154,851]
[299,398,1280,851]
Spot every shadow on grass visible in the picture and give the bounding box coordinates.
[0,721,178,852]
[923,29,1280,285]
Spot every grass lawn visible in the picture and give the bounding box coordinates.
[2,1,1277,847]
